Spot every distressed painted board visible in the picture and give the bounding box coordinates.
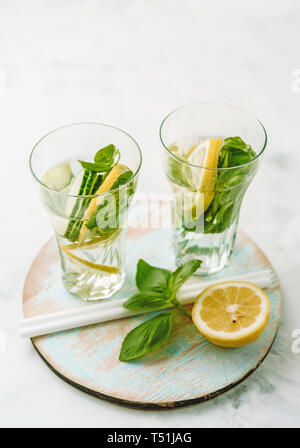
[23,203,281,409]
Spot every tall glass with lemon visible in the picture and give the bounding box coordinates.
[160,103,267,274]
[30,123,142,300]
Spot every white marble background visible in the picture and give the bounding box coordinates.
[0,0,300,428]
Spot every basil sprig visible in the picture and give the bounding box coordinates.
[78,144,120,173]
[119,258,202,362]
[64,144,121,241]
[202,136,257,234]
[182,136,258,234]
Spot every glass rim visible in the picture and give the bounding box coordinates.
[29,122,142,198]
[159,101,267,171]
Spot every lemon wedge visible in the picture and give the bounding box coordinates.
[192,281,270,347]
[78,163,127,242]
[173,138,222,223]
[187,138,222,210]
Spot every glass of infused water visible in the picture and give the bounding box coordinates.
[160,102,267,274]
[30,123,142,300]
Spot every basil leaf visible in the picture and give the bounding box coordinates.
[94,144,119,165]
[181,136,258,235]
[119,313,172,361]
[78,160,112,172]
[78,143,120,173]
[124,292,169,312]
[219,137,257,167]
[200,136,257,234]
[168,259,202,294]
[120,258,208,361]
[222,136,249,152]
[110,170,133,190]
[136,259,171,293]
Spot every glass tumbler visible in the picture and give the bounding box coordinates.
[30,123,142,300]
[160,103,267,275]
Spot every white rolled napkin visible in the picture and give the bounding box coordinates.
[20,269,274,338]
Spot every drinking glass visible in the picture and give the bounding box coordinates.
[160,103,267,274]
[30,123,142,300]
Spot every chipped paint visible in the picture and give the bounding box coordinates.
[23,203,281,408]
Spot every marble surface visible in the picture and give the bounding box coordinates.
[0,0,300,428]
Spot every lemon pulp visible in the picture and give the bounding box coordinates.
[192,281,270,347]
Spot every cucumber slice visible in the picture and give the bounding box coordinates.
[65,170,85,216]
[64,169,100,242]
[49,170,91,238]
[42,162,73,191]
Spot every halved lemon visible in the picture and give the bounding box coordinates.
[192,281,270,347]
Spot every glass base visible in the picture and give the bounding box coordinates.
[173,219,238,275]
[57,230,126,301]
[62,270,125,301]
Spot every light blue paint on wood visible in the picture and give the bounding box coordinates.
[25,222,281,407]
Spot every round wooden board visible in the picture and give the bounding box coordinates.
[23,203,281,409]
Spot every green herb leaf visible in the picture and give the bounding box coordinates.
[222,136,250,152]
[168,259,202,294]
[136,259,171,293]
[78,144,120,173]
[184,136,258,234]
[201,137,257,234]
[124,292,169,312]
[78,160,112,172]
[94,144,120,165]
[110,170,133,190]
[120,259,205,361]
[119,313,172,361]
[219,136,257,167]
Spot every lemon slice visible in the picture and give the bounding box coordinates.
[60,244,119,274]
[192,281,270,347]
[187,139,209,167]
[78,164,124,242]
[169,136,198,158]
[188,138,222,202]
[175,138,223,221]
